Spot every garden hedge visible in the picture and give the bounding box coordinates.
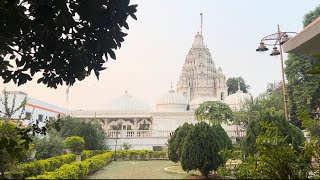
[115,150,167,160]
[11,150,167,179]
[80,150,110,160]
[10,154,76,179]
[26,151,113,179]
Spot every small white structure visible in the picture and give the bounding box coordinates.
[0,91,67,127]
[71,32,250,150]
[224,83,252,111]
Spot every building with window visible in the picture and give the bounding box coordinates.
[70,32,251,150]
[0,91,67,127]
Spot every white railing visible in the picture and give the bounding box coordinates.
[106,129,246,139]
[226,130,246,138]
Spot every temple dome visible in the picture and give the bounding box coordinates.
[189,96,222,110]
[105,91,151,113]
[156,90,189,112]
[224,89,252,111]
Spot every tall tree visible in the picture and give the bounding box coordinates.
[242,107,305,157]
[285,54,320,116]
[226,77,250,95]
[303,5,320,27]
[224,122,309,179]
[56,117,108,150]
[181,121,232,178]
[33,130,65,159]
[195,101,233,125]
[285,5,320,117]
[0,0,137,88]
[168,123,193,163]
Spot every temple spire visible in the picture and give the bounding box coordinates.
[237,81,242,93]
[169,82,174,93]
[200,13,203,35]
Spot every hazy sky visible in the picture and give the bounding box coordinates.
[1,0,319,110]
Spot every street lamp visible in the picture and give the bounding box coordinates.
[256,24,297,121]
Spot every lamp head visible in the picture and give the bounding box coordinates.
[280,34,290,45]
[256,42,268,52]
[270,47,280,56]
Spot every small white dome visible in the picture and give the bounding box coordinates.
[156,90,189,112]
[106,91,151,113]
[224,90,251,111]
[189,96,221,110]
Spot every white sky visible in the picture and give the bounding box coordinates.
[1,0,319,110]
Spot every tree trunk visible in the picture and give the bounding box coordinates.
[0,162,5,179]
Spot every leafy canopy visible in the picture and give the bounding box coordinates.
[54,117,108,150]
[167,123,194,163]
[221,122,309,179]
[64,136,85,154]
[181,121,232,177]
[33,130,66,159]
[195,101,233,125]
[242,107,305,157]
[0,0,137,88]
[226,77,250,95]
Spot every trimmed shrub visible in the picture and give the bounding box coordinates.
[129,150,139,160]
[168,123,193,162]
[181,122,232,178]
[26,151,113,179]
[64,136,85,154]
[113,150,167,160]
[81,150,107,160]
[10,154,76,179]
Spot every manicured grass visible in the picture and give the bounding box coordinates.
[87,160,189,179]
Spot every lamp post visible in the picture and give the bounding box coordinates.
[256,25,297,121]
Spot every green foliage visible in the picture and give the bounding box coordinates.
[297,111,320,178]
[33,131,65,159]
[0,121,30,178]
[299,111,320,138]
[226,77,250,94]
[121,142,132,150]
[64,136,85,154]
[0,0,137,88]
[195,101,234,125]
[27,151,113,179]
[80,150,107,160]
[113,150,167,160]
[220,122,309,179]
[0,88,27,119]
[285,54,320,118]
[242,108,305,157]
[10,154,76,179]
[57,117,108,150]
[232,97,258,129]
[181,122,232,178]
[168,123,194,163]
[303,5,320,27]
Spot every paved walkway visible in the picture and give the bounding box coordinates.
[87,160,188,179]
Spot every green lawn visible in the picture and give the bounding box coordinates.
[87,160,190,179]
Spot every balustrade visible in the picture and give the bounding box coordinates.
[106,129,245,139]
